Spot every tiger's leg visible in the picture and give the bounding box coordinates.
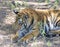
[12,32,19,43]
[19,29,39,42]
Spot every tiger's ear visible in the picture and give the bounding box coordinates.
[13,10,19,14]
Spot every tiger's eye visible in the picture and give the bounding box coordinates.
[24,14,29,19]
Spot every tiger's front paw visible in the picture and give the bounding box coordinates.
[11,33,19,43]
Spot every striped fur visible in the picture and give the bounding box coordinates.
[12,8,60,43]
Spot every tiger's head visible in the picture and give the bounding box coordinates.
[13,10,28,27]
[12,8,39,43]
[13,8,40,30]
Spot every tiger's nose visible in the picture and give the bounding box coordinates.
[13,10,18,14]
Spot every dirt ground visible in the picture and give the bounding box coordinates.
[0,1,60,47]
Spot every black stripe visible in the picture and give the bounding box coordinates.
[45,34,59,38]
[27,16,34,30]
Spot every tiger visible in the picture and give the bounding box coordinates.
[12,8,60,43]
